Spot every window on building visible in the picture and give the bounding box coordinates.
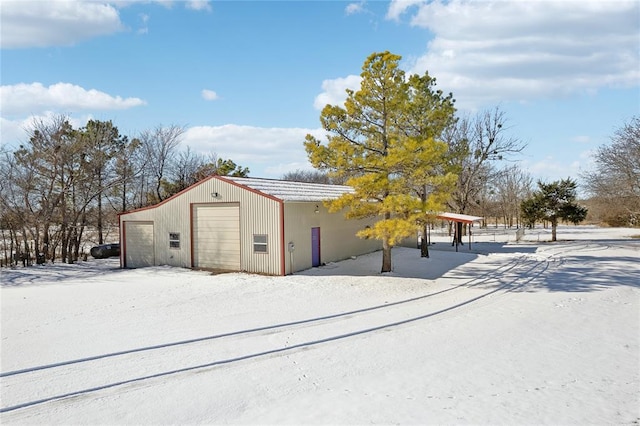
[169,233,180,249]
[253,234,268,253]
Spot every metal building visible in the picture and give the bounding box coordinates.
[118,176,380,275]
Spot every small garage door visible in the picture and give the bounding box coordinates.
[193,204,241,270]
[124,221,154,268]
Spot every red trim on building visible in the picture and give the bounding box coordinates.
[119,175,221,217]
[121,221,127,268]
[279,200,285,275]
[190,203,195,268]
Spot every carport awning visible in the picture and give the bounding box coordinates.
[436,212,484,224]
[436,212,484,252]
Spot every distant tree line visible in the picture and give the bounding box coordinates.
[0,116,248,266]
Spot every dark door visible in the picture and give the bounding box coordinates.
[311,227,321,267]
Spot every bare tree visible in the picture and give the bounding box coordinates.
[443,107,526,243]
[139,124,185,203]
[10,115,75,262]
[582,116,640,226]
[3,115,137,264]
[163,147,208,196]
[446,107,527,215]
[0,145,29,265]
[281,169,343,184]
[493,165,533,228]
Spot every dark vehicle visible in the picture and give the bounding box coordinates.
[90,243,120,259]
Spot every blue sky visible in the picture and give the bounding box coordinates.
[1,0,638,184]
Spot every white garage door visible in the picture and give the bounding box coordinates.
[125,221,154,268]
[193,204,241,270]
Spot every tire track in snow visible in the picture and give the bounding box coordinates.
[1,243,592,414]
[1,253,530,380]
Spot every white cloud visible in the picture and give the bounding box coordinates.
[0,0,213,48]
[201,89,219,101]
[186,0,212,12]
[524,149,596,184]
[0,116,30,148]
[0,112,92,148]
[345,2,366,15]
[264,161,319,178]
[525,155,577,183]
[119,0,210,11]
[385,0,424,21]
[313,75,362,110]
[571,135,591,144]
[386,0,640,110]
[183,125,326,178]
[0,82,146,115]
[137,13,150,34]
[0,0,124,49]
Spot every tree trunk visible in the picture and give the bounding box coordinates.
[419,187,429,258]
[21,230,30,266]
[381,239,392,273]
[551,218,558,241]
[0,230,4,267]
[98,190,103,244]
[121,173,127,212]
[67,238,74,264]
[60,224,68,263]
[75,211,87,260]
[420,223,429,258]
[456,221,464,244]
[9,228,16,266]
[50,241,58,264]
[43,225,50,261]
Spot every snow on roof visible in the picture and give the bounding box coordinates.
[223,176,354,202]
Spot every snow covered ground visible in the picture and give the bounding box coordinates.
[1,225,639,425]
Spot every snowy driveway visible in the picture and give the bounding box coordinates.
[1,229,639,425]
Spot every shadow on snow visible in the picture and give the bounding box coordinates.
[0,258,125,287]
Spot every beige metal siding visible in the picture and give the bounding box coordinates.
[193,204,240,270]
[239,196,282,275]
[283,203,380,273]
[124,221,154,268]
[119,177,284,275]
[119,201,191,268]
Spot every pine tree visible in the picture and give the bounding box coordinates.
[521,178,588,241]
[305,51,456,272]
